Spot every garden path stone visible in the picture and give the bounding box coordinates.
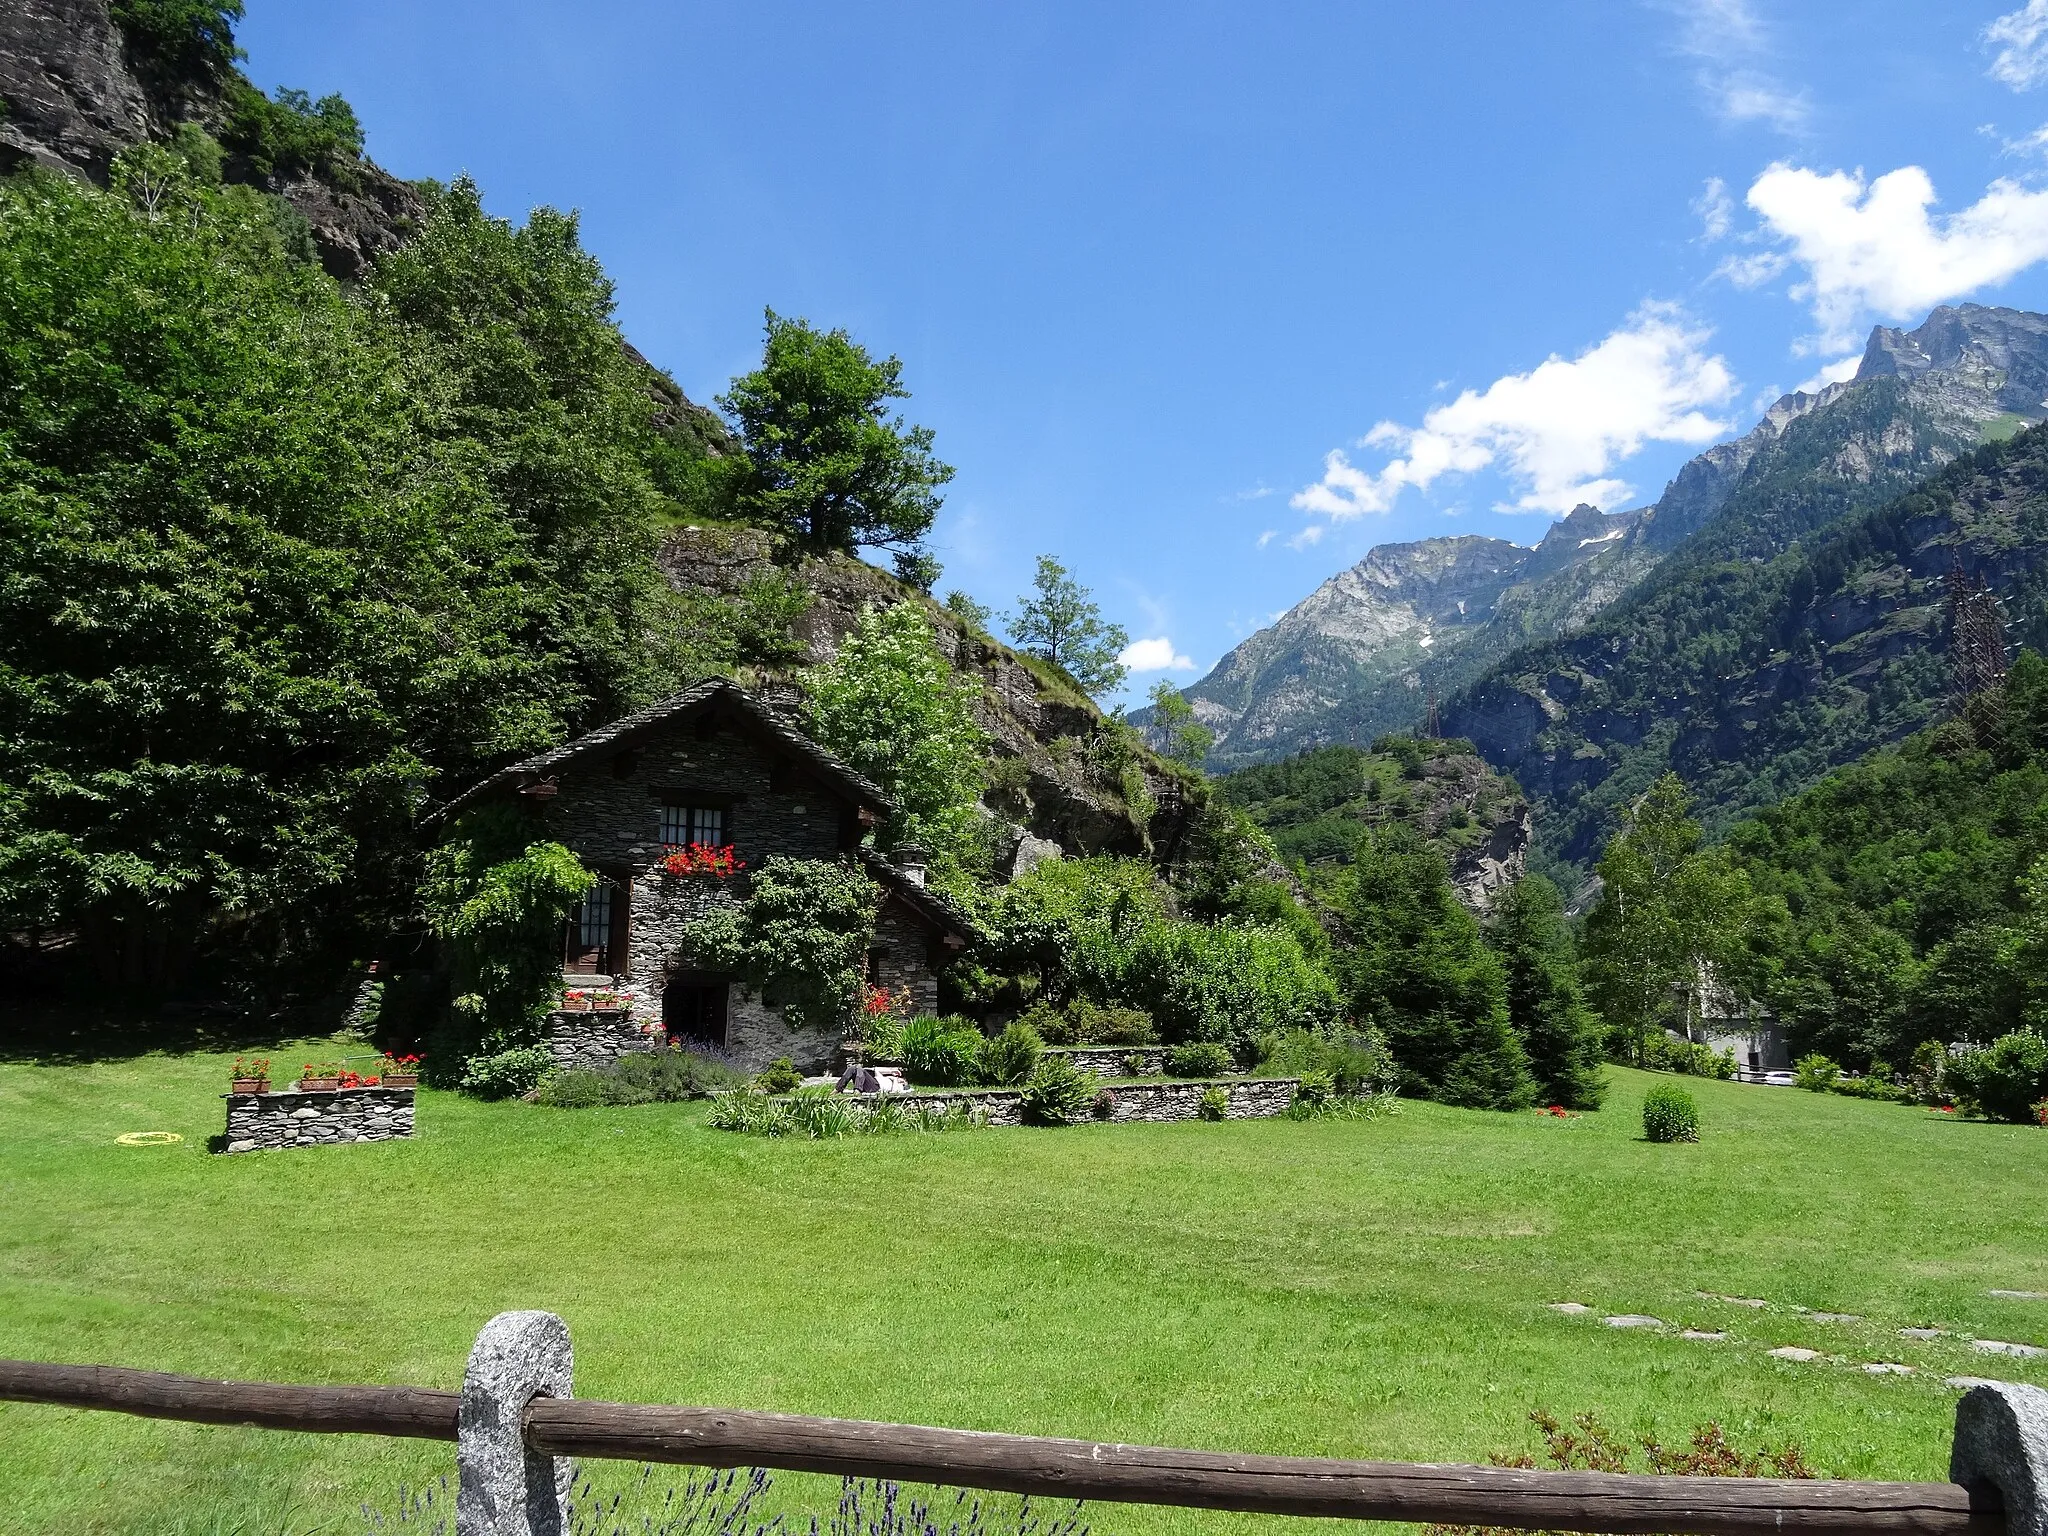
[1769,1346,1821,1361]
[1902,1328,1948,1340]
[1605,1314,1662,1328]
[1681,1330,1727,1340]
[1812,1312,1863,1322]
[1975,1340,2048,1358]
[1863,1362,1915,1375]
[1701,1294,1770,1307]
[1950,1377,2007,1390]
[1549,1302,1591,1314]
[1992,1291,2048,1300]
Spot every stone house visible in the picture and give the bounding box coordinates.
[439,679,977,1072]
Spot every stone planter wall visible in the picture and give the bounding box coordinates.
[544,1007,656,1072]
[849,1076,1300,1128]
[223,1087,414,1153]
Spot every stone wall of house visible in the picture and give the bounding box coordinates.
[870,897,940,1017]
[725,990,841,1075]
[536,715,853,1004]
[223,1088,415,1152]
[857,1077,1300,1128]
[544,1008,656,1072]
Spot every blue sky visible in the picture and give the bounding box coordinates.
[245,1,2048,705]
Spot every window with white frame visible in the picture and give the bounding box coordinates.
[659,804,725,848]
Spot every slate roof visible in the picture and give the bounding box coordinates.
[858,847,984,946]
[432,678,895,824]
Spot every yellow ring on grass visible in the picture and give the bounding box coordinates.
[115,1131,183,1146]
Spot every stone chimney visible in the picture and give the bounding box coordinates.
[756,679,802,717]
[889,843,929,888]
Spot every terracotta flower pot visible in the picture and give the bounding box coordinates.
[560,997,591,1012]
[299,1077,340,1092]
[383,1074,418,1089]
[230,1078,268,1095]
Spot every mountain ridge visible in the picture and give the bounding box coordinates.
[1179,304,2048,793]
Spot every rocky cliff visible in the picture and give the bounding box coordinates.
[659,526,1189,868]
[0,0,424,282]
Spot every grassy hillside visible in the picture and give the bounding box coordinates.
[2,1044,2043,1532]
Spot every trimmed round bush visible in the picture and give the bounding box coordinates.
[1642,1082,1701,1143]
[755,1057,802,1094]
[1167,1040,1234,1078]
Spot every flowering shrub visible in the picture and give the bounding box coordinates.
[663,842,745,878]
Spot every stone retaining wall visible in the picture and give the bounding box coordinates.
[544,1007,656,1072]
[223,1087,415,1152]
[854,1076,1299,1128]
[1043,1045,1169,1076]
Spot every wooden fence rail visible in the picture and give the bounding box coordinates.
[0,1355,2013,1536]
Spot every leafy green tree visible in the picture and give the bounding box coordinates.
[802,602,988,884]
[109,0,244,84]
[1489,875,1607,1108]
[0,164,693,994]
[1008,555,1130,699]
[1582,774,1750,1064]
[943,590,993,634]
[718,310,953,557]
[1146,680,1214,771]
[682,856,877,1029]
[1334,828,1535,1109]
[420,807,591,1076]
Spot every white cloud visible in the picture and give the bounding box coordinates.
[1744,161,2048,348]
[1662,0,1809,133]
[1287,524,1325,549]
[1118,637,1196,672]
[2002,122,2048,158]
[1794,354,1863,395]
[1987,0,2048,90]
[1233,485,1277,500]
[1290,304,1736,519]
[1696,176,1735,241]
[1255,529,1277,548]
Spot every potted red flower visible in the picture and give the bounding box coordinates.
[560,988,593,1013]
[298,1061,342,1091]
[662,842,746,879]
[381,1053,422,1089]
[229,1057,270,1094]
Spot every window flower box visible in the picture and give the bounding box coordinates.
[381,1052,421,1089]
[298,1061,342,1091]
[662,842,745,879]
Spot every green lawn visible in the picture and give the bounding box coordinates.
[1,1048,2045,1536]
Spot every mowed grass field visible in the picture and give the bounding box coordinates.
[1,1047,2045,1536]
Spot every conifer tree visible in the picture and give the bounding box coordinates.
[1490,874,1607,1108]
[1334,828,1535,1110]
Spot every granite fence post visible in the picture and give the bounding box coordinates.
[1952,1381,2048,1536]
[456,1311,575,1536]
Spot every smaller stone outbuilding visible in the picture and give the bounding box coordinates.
[439,680,979,1073]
